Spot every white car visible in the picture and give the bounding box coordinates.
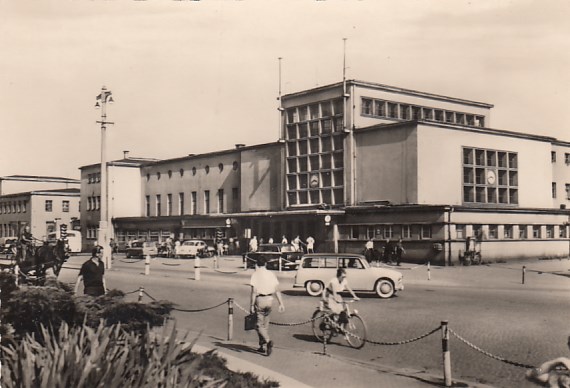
[175,240,215,258]
[294,253,404,298]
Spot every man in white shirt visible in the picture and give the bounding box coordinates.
[249,236,258,252]
[250,258,285,356]
[306,236,315,253]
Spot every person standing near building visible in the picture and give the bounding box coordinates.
[75,246,107,296]
[306,236,315,253]
[281,235,288,244]
[249,235,258,252]
[395,238,405,266]
[19,225,34,261]
[249,258,285,356]
[292,235,304,252]
[383,238,395,265]
[364,238,374,263]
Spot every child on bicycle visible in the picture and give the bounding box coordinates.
[322,268,360,328]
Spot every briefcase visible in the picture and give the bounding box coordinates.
[244,313,257,331]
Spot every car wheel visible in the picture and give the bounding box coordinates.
[126,254,131,258]
[375,278,395,298]
[306,281,324,297]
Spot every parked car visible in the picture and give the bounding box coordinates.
[175,240,215,258]
[245,243,304,270]
[294,253,404,298]
[126,241,158,258]
[1,239,17,254]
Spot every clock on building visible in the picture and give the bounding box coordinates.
[310,173,319,188]
[486,170,496,185]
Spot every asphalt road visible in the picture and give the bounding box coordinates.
[57,254,570,388]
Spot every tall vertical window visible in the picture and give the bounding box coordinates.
[420,225,432,239]
[217,189,224,213]
[96,196,101,210]
[566,184,570,200]
[145,196,150,217]
[204,191,210,214]
[504,225,513,239]
[519,225,528,239]
[167,194,172,216]
[463,147,518,205]
[179,193,184,215]
[552,183,557,198]
[45,200,53,212]
[191,192,197,215]
[156,195,161,217]
[232,187,239,212]
[551,151,557,163]
[62,200,70,212]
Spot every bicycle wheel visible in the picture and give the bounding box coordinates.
[344,314,367,349]
[312,310,332,343]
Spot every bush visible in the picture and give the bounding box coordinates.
[0,322,278,388]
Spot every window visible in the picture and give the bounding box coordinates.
[420,225,432,239]
[504,225,513,239]
[566,153,570,165]
[401,225,412,239]
[205,165,210,174]
[552,182,557,199]
[519,225,528,239]
[156,195,161,217]
[566,184,570,200]
[551,151,557,163]
[145,196,150,217]
[168,170,172,178]
[192,167,197,176]
[204,191,210,214]
[546,225,554,239]
[488,225,498,239]
[532,226,540,239]
[167,194,172,216]
[180,168,184,177]
[45,200,53,212]
[96,196,101,210]
[179,193,184,215]
[560,225,567,238]
[456,224,465,239]
[361,98,372,115]
[88,197,93,211]
[157,172,161,180]
[217,189,224,213]
[463,147,518,205]
[384,225,393,239]
[218,163,224,172]
[375,100,386,116]
[191,192,197,215]
[233,161,239,171]
[62,200,70,213]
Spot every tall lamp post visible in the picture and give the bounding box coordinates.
[95,86,114,269]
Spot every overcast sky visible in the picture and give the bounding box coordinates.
[1,0,569,180]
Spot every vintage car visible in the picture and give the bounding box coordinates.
[244,243,304,270]
[125,241,159,258]
[175,239,215,258]
[294,253,404,298]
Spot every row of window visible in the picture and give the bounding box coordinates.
[43,200,71,212]
[286,99,344,124]
[361,97,486,127]
[87,173,101,184]
[550,151,570,164]
[341,224,432,241]
[552,183,570,199]
[116,228,222,243]
[462,147,519,205]
[0,200,28,214]
[458,224,568,240]
[144,188,240,217]
[86,196,101,211]
[0,224,18,238]
[145,162,239,182]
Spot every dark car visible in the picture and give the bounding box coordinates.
[245,243,304,270]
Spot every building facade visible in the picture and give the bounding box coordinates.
[80,80,570,264]
[0,188,80,244]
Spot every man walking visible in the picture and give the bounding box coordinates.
[250,257,285,356]
[75,245,107,296]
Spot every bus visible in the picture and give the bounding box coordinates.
[47,231,82,253]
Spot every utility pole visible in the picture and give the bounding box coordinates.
[95,86,114,269]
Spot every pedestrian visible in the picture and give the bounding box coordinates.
[383,238,394,265]
[75,245,107,296]
[292,235,304,252]
[364,238,374,263]
[249,257,285,356]
[395,238,405,266]
[526,335,570,387]
[19,225,34,261]
[249,236,258,252]
[281,235,288,244]
[306,236,315,253]
[268,237,274,244]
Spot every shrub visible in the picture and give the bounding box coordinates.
[1,322,278,388]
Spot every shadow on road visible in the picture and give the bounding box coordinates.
[212,341,262,355]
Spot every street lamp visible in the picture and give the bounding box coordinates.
[95,86,114,269]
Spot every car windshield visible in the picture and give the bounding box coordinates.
[132,242,143,248]
[280,245,295,252]
[259,244,280,252]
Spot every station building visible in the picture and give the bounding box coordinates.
[80,80,570,264]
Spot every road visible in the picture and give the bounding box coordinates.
[57,254,570,388]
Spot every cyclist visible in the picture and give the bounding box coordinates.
[322,268,360,332]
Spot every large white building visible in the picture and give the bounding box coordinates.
[79,80,570,264]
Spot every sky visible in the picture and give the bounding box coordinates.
[1,0,569,180]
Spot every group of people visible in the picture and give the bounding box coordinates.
[248,235,316,253]
[364,238,405,266]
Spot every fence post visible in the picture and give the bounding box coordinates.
[138,286,144,303]
[441,320,452,387]
[14,264,19,286]
[228,298,234,341]
[195,255,201,281]
[428,261,431,281]
[243,255,247,270]
[279,257,282,272]
[522,265,526,284]
[145,255,150,276]
[213,254,218,269]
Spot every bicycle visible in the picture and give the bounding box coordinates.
[311,299,367,349]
